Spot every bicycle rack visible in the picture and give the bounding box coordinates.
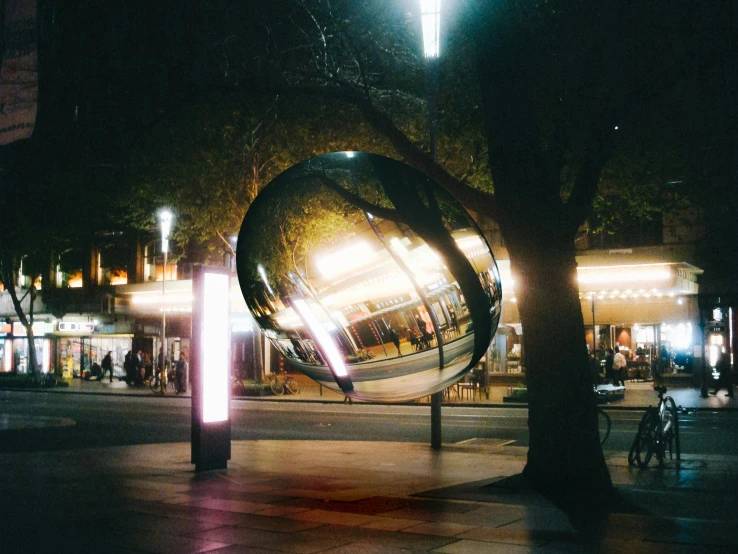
[674,409,681,461]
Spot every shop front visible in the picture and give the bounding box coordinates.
[578,261,702,381]
[52,319,135,379]
[1,321,54,373]
[485,258,704,385]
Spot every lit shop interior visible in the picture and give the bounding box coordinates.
[1,320,135,378]
[497,260,704,380]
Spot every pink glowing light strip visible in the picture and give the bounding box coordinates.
[201,272,230,423]
[291,299,348,377]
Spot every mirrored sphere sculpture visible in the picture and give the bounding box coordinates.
[237,152,502,402]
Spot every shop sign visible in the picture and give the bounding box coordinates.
[57,322,95,333]
[12,321,53,335]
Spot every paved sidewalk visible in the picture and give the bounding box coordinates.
[8,376,737,410]
[1,438,736,553]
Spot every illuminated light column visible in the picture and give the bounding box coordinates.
[159,209,173,393]
[191,265,231,472]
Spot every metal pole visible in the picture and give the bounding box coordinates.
[161,251,167,393]
[431,393,442,449]
[592,295,596,355]
[674,409,681,461]
[427,56,443,451]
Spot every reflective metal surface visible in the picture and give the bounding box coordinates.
[237,152,501,402]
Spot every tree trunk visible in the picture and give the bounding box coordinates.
[499,207,612,518]
[4,281,39,374]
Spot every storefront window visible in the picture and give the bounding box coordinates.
[57,336,132,378]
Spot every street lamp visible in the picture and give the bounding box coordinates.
[420,0,443,449]
[159,208,173,393]
[420,0,441,58]
[420,0,441,162]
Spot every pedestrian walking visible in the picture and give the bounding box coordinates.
[604,348,614,384]
[613,347,627,387]
[101,351,114,382]
[389,327,402,357]
[135,350,145,385]
[450,310,459,331]
[175,352,188,394]
[124,350,134,385]
[711,348,734,397]
[143,352,153,382]
[157,347,164,373]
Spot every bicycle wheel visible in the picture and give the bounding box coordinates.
[633,409,659,468]
[270,377,284,395]
[597,408,611,446]
[659,396,678,437]
[150,375,162,394]
[232,378,246,396]
[658,396,678,461]
[285,377,300,395]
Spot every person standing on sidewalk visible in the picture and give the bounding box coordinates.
[613,347,627,387]
[124,350,134,385]
[175,352,188,394]
[711,348,734,397]
[101,351,114,382]
[389,328,402,357]
[604,348,614,384]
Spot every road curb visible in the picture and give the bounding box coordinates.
[4,386,738,411]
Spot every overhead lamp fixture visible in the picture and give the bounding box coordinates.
[420,0,441,58]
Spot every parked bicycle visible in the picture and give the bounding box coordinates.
[268,372,300,395]
[33,372,58,388]
[628,385,680,468]
[150,367,179,394]
[231,372,246,396]
[356,348,375,361]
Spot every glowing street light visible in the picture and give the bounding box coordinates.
[159,208,173,393]
[420,0,441,58]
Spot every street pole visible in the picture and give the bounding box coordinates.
[159,209,173,394]
[591,294,596,355]
[161,249,167,393]
[420,0,443,451]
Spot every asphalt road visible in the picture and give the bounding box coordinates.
[0,390,733,456]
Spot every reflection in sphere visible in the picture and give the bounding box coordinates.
[237,152,501,402]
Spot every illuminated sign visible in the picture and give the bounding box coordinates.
[12,322,54,335]
[191,266,231,472]
[57,322,95,333]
